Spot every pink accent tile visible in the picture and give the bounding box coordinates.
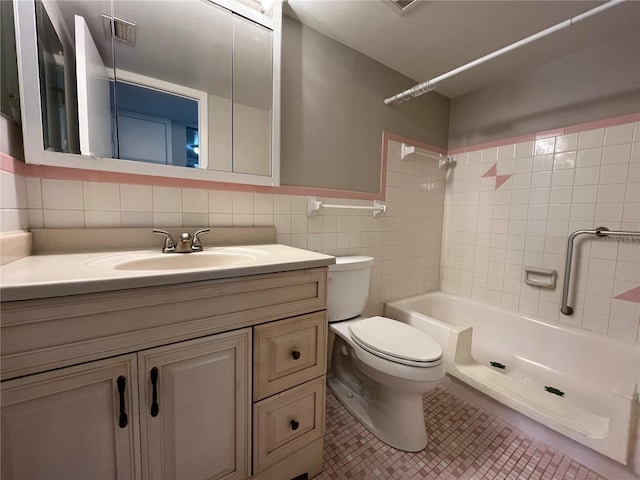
[482,163,498,178]
[495,174,512,190]
[0,153,26,175]
[614,286,640,303]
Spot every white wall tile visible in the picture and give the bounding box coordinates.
[42,179,84,210]
[598,184,626,204]
[182,189,208,213]
[441,121,639,343]
[84,182,120,211]
[209,190,233,213]
[555,133,578,153]
[254,193,274,214]
[532,154,553,172]
[183,213,208,227]
[514,141,534,158]
[599,164,629,184]
[85,210,121,227]
[576,148,602,168]
[232,192,254,214]
[273,195,291,215]
[572,185,597,204]
[153,187,182,212]
[121,184,153,211]
[578,128,604,149]
[573,167,600,186]
[153,212,182,227]
[553,152,576,170]
[602,144,631,165]
[26,178,42,209]
[604,123,634,146]
[232,213,253,226]
[43,209,85,228]
[121,211,153,227]
[535,138,555,155]
[1,171,27,209]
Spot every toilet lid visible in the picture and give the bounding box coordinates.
[348,316,442,366]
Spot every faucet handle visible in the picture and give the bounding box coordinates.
[191,228,211,252]
[152,229,176,253]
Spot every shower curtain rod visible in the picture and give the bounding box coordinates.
[384,0,625,105]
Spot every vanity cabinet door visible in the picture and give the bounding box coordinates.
[138,329,251,480]
[1,354,140,480]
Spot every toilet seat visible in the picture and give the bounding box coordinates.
[348,316,442,367]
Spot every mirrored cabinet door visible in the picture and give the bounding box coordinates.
[111,0,233,170]
[232,14,272,177]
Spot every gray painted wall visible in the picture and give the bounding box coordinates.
[280,17,450,193]
[448,34,640,148]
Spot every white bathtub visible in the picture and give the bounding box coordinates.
[384,291,640,467]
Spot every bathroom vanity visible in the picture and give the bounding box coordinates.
[0,239,333,480]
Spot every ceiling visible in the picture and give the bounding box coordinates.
[284,0,640,99]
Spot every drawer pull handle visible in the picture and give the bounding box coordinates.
[150,367,159,417]
[290,419,300,431]
[291,350,301,360]
[117,376,128,428]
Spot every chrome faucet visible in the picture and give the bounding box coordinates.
[153,228,211,253]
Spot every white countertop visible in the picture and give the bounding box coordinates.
[0,244,335,302]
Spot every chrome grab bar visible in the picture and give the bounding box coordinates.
[561,227,640,315]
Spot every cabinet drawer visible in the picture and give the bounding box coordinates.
[253,376,325,473]
[253,312,327,401]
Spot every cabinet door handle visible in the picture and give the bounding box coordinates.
[150,367,159,417]
[117,376,128,428]
[290,419,300,431]
[291,350,301,360]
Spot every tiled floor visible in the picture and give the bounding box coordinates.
[317,385,608,480]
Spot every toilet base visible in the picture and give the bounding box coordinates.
[327,374,429,452]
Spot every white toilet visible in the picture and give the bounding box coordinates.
[327,256,444,452]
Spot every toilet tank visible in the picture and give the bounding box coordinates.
[327,256,374,322]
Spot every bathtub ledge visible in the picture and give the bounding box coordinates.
[447,327,634,465]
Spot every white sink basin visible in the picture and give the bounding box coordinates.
[87,247,269,271]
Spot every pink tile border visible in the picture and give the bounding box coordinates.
[447,112,640,156]
[383,131,448,155]
[1,154,384,200]
[2,112,639,199]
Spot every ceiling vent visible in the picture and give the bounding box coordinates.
[102,14,136,46]
[381,0,421,16]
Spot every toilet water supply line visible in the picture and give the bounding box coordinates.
[383,0,626,104]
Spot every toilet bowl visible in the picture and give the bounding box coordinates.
[327,256,444,452]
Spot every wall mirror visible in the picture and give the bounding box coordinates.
[14,0,280,186]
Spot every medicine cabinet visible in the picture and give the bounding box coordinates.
[14,0,281,186]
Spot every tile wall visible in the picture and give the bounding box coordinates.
[0,140,446,317]
[441,121,640,343]
[3,121,638,343]
[0,168,28,232]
